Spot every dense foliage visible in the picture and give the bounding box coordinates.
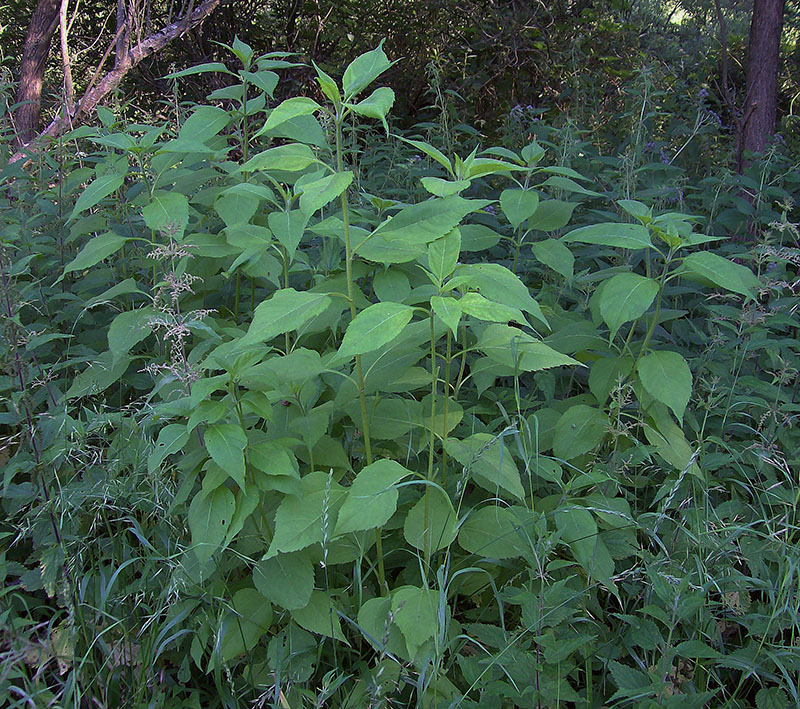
[1,36,799,708]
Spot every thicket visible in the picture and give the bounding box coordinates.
[1,30,800,709]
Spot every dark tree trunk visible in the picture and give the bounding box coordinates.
[14,0,60,146]
[739,0,786,169]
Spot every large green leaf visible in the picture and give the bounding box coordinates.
[336,302,414,360]
[430,296,462,335]
[342,40,392,98]
[215,190,259,227]
[69,173,126,221]
[427,228,461,282]
[65,350,130,398]
[269,472,346,554]
[365,196,483,247]
[563,223,652,250]
[188,486,236,564]
[241,143,317,173]
[259,96,321,134]
[599,273,659,340]
[527,199,578,231]
[552,405,609,460]
[291,590,347,641]
[555,507,617,594]
[220,588,273,660]
[268,209,308,258]
[403,488,458,553]
[254,550,314,610]
[445,433,525,501]
[176,105,231,144]
[458,506,524,558]
[476,324,580,372]
[142,191,189,238]
[449,263,547,325]
[299,171,353,217]
[531,239,574,279]
[391,585,438,657]
[679,251,759,299]
[147,423,190,476]
[637,350,692,421]
[204,423,247,490]
[459,292,525,324]
[335,459,412,535]
[59,233,129,281]
[500,188,539,229]
[108,307,154,358]
[240,289,332,348]
[348,86,395,133]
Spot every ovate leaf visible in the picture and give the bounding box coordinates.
[599,273,659,340]
[336,302,414,360]
[637,350,692,421]
[240,289,332,347]
[552,405,609,460]
[204,423,247,490]
[531,239,574,279]
[403,488,458,553]
[69,173,125,221]
[391,586,438,657]
[555,507,617,594]
[445,433,525,501]
[60,233,129,281]
[259,97,321,134]
[220,588,273,660]
[291,590,347,641]
[335,459,412,535]
[679,251,759,300]
[188,486,236,564]
[459,506,524,558]
[563,223,652,250]
[343,40,392,98]
[254,550,314,610]
[500,188,539,229]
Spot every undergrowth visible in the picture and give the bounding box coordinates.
[1,40,799,708]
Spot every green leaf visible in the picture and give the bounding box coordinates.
[165,62,234,78]
[188,486,236,564]
[608,661,648,691]
[69,173,125,221]
[449,263,547,325]
[142,191,189,238]
[599,273,659,340]
[314,61,341,104]
[299,171,353,217]
[541,175,601,196]
[398,136,452,173]
[531,239,574,279]
[589,355,634,404]
[552,405,609,460]
[335,459,412,535]
[147,423,190,476]
[215,191,258,229]
[254,550,314,610]
[220,588,273,660]
[618,199,651,220]
[391,586,438,657]
[637,350,692,421]
[65,350,130,398]
[291,590,347,642]
[459,292,525,324]
[430,296,461,335]
[403,488,458,553]
[555,507,617,594]
[366,196,484,247]
[374,269,410,303]
[445,433,525,501]
[204,423,247,490]
[755,687,790,709]
[259,97,321,134]
[476,324,580,372]
[679,251,759,299]
[270,472,346,554]
[336,302,414,360]
[60,233,129,280]
[177,105,231,144]
[458,506,524,558]
[675,640,720,659]
[500,189,539,229]
[343,40,392,98]
[241,69,279,97]
[427,228,461,282]
[268,209,308,259]
[420,177,471,197]
[563,223,653,250]
[527,199,578,231]
[357,597,409,657]
[240,289,332,348]
[348,86,395,133]
[108,307,153,358]
[241,143,317,173]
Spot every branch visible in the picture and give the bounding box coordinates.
[11,0,224,164]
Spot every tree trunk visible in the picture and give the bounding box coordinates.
[14,0,60,146]
[740,0,786,168]
[11,0,225,164]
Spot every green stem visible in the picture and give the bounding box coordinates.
[335,108,383,589]
[424,310,438,570]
